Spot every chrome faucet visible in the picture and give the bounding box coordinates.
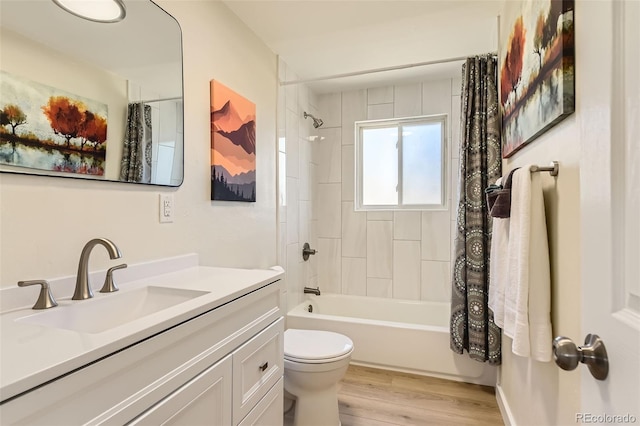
[304,286,321,296]
[73,238,122,300]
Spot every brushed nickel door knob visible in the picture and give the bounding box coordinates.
[552,334,609,380]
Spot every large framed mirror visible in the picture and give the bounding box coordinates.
[0,0,183,186]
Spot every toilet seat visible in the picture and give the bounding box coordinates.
[284,329,353,364]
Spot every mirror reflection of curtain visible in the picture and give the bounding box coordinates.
[120,103,152,183]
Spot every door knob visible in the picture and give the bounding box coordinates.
[552,334,608,380]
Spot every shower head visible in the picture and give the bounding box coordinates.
[304,112,324,128]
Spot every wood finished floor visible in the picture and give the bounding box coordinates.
[286,365,503,426]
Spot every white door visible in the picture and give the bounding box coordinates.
[579,0,640,420]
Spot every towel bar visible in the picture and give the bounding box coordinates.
[530,161,559,176]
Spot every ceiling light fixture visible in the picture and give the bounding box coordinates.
[52,0,126,23]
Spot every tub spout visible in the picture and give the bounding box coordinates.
[304,286,321,296]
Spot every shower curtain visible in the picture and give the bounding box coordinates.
[120,103,152,183]
[449,55,502,364]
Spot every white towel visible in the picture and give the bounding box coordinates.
[502,168,552,362]
[487,168,552,362]
[488,177,509,329]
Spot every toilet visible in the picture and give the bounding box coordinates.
[283,329,354,426]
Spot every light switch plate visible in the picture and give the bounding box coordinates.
[159,194,174,223]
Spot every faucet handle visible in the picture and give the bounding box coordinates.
[18,280,58,310]
[100,264,127,293]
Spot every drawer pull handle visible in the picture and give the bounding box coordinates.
[259,362,269,372]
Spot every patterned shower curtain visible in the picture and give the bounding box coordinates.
[120,103,152,183]
[450,55,502,364]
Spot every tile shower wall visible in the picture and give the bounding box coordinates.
[315,78,463,302]
[277,59,319,311]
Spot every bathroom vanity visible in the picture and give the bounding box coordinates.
[0,259,284,425]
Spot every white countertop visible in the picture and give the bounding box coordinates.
[0,258,283,402]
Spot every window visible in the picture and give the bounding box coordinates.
[355,115,447,211]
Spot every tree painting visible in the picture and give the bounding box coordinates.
[500,16,526,108]
[500,0,575,158]
[78,110,108,151]
[0,70,108,175]
[42,96,84,147]
[1,104,27,135]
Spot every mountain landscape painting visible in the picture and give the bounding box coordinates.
[210,80,256,202]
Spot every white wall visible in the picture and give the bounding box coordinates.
[312,78,461,302]
[496,1,584,424]
[0,1,278,288]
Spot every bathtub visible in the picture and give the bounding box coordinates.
[287,293,497,386]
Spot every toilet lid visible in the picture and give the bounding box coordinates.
[284,329,353,361]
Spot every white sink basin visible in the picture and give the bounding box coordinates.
[16,286,209,334]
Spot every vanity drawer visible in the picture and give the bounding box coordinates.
[128,355,232,426]
[238,378,283,426]
[232,318,284,425]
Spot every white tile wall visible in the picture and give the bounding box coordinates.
[278,60,320,304]
[318,238,341,293]
[299,137,311,201]
[422,80,452,116]
[367,278,392,297]
[367,86,394,104]
[421,260,452,302]
[286,177,299,245]
[452,76,463,97]
[341,90,367,146]
[342,201,367,258]
[451,94,462,159]
[367,103,393,120]
[285,68,298,115]
[366,220,393,279]
[342,257,367,295]
[299,200,310,247]
[392,240,421,300]
[393,211,421,240]
[317,127,342,183]
[394,83,422,118]
[341,145,355,202]
[286,242,301,309]
[317,93,342,128]
[280,73,462,304]
[368,211,393,221]
[421,211,451,261]
[317,183,341,238]
[285,109,300,178]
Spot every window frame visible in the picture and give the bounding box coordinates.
[354,114,448,211]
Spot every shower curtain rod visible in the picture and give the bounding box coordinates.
[280,52,498,86]
[135,96,182,104]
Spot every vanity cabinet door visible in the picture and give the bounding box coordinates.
[128,354,232,426]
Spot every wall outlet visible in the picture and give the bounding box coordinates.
[159,194,174,223]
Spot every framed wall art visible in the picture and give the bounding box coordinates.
[210,80,256,202]
[0,70,108,175]
[500,0,575,157]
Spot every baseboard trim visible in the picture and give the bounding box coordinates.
[496,383,516,426]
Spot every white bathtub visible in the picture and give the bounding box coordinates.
[287,293,497,386]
